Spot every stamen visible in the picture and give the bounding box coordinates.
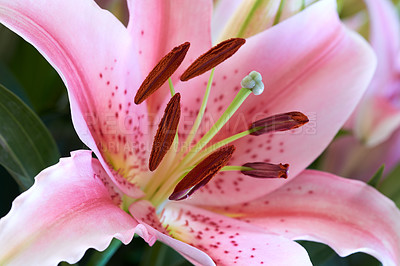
[134,42,190,104]
[180,38,246,81]
[179,68,215,157]
[187,126,262,166]
[250,111,309,136]
[169,145,235,201]
[149,93,181,171]
[241,162,289,178]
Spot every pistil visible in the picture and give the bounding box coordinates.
[133,37,309,209]
[181,71,265,166]
[147,72,265,205]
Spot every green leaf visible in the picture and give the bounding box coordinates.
[333,129,352,140]
[0,83,60,190]
[140,241,190,266]
[379,164,400,207]
[368,165,385,188]
[6,34,65,115]
[298,240,381,266]
[87,238,122,266]
[297,240,336,265]
[0,63,31,105]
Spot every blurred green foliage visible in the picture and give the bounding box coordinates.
[0,83,60,189]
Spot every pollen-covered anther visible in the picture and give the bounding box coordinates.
[149,93,181,171]
[169,145,236,201]
[180,38,246,81]
[134,42,190,104]
[241,70,264,95]
[241,162,289,179]
[250,111,309,136]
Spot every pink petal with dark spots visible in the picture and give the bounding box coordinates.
[127,0,212,116]
[179,0,375,206]
[160,202,312,265]
[204,170,400,266]
[0,151,137,265]
[129,200,215,266]
[0,0,152,196]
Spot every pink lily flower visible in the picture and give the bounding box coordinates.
[1,0,398,265]
[323,129,400,181]
[353,0,400,146]
[323,0,400,180]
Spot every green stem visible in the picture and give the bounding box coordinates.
[168,78,175,96]
[188,126,262,166]
[273,0,286,26]
[184,88,252,163]
[151,171,187,206]
[237,0,264,38]
[180,68,215,155]
[301,0,306,10]
[143,137,179,199]
[221,165,253,171]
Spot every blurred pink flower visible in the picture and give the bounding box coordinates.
[323,0,400,180]
[1,0,398,265]
[353,0,400,147]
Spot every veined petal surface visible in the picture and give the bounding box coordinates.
[180,0,375,206]
[160,202,312,266]
[0,151,137,266]
[0,0,151,196]
[127,0,212,116]
[129,200,215,266]
[201,170,400,266]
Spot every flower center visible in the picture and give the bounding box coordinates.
[129,39,308,209]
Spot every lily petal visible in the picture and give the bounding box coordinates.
[127,0,212,115]
[364,0,400,89]
[203,170,400,266]
[211,0,242,43]
[181,0,375,206]
[355,95,400,147]
[351,0,400,145]
[322,130,400,181]
[129,200,215,266]
[216,0,310,41]
[0,150,136,266]
[0,0,151,196]
[159,202,312,265]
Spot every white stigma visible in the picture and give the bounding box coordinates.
[241,70,264,95]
